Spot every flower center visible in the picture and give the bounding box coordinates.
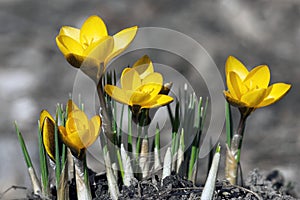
[82,35,95,49]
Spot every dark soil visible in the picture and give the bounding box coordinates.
[91,169,297,200]
[27,169,297,200]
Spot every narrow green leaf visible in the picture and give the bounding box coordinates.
[171,101,180,156]
[188,145,197,181]
[116,148,124,181]
[118,104,125,146]
[225,101,233,148]
[155,124,160,152]
[14,122,32,168]
[200,97,209,131]
[128,107,133,153]
[38,121,49,195]
[55,106,61,186]
[194,97,203,129]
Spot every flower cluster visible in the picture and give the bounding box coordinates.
[15,14,293,200]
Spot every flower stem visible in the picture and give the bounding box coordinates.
[225,112,248,185]
[97,79,114,144]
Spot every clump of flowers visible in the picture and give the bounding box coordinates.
[13,15,292,200]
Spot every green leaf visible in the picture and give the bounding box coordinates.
[55,106,61,186]
[225,101,233,148]
[128,107,133,153]
[38,121,49,195]
[14,122,33,168]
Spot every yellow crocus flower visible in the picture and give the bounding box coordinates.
[56,15,137,80]
[224,56,291,109]
[40,110,57,161]
[58,106,101,158]
[104,57,173,111]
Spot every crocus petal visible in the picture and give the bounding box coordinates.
[59,26,80,42]
[59,126,84,156]
[67,110,89,128]
[121,67,131,77]
[257,83,291,107]
[128,91,152,105]
[56,35,84,56]
[67,99,80,115]
[104,26,138,64]
[104,85,131,105]
[228,72,248,99]
[80,15,108,45]
[240,88,267,107]
[65,53,98,68]
[86,116,101,147]
[142,72,163,85]
[142,94,174,108]
[138,83,162,96]
[244,65,270,89]
[83,36,114,62]
[226,56,249,80]
[132,55,154,79]
[39,110,55,128]
[111,26,138,55]
[223,91,248,107]
[130,83,162,105]
[121,69,142,90]
[41,117,56,161]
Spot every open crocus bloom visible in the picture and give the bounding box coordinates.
[104,56,173,110]
[56,15,137,81]
[224,56,291,109]
[58,104,101,158]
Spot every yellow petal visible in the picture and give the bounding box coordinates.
[59,126,83,155]
[244,65,270,89]
[257,83,291,107]
[59,26,80,41]
[56,35,84,56]
[67,110,89,129]
[129,83,162,105]
[104,85,130,105]
[121,69,141,90]
[80,15,108,45]
[240,88,267,107]
[42,117,56,161]
[111,26,138,55]
[67,99,80,115]
[39,110,54,129]
[65,53,99,68]
[142,72,163,85]
[56,36,69,57]
[132,55,154,79]
[138,83,162,95]
[228,72,247,99]
[104,48,124,67]
[128,90,152,105]
[86,115,101,147]
[121,67,131,77]
[83,36,114,62]
[226,56,249,80]
[142,94,173,108]
[223,91,248,107]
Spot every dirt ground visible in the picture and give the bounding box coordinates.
[1,0,300,198]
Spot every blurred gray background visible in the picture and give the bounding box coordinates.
[1,0,300,198]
